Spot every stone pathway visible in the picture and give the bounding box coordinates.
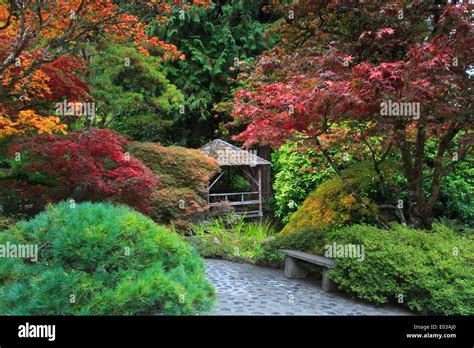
[204,259,411,316]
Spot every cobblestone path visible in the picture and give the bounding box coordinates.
[204,259,411,316]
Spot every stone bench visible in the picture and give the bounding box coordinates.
[279,249,338,292]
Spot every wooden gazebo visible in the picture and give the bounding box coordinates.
[199,139,271,218]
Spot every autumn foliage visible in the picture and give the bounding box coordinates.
[232,1,473,229]
[0,0,210,138]
[6,129,157,214]
[280,163,379,236]
[129,141,219,232]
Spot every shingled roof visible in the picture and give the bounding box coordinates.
[199,139,271,166]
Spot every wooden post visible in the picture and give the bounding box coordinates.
[258,145,272,199]
[258,166,263,217]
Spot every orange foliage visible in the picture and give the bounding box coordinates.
[280,164,379,235]
[0,0,210,138]
[0,110,67,138]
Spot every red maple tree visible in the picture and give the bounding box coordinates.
[232,1,473,229]
[8,129,158,214]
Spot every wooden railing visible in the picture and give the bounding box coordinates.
[207,191,262,218]
[207,191,259,206]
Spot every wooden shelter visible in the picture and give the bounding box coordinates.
[199,139,271,218]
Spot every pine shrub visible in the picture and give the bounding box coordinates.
[0,202,215,315]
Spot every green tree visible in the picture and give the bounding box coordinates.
[87,44,184,142]
[150,0,278,146]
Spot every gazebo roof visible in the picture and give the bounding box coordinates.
[199,139,271,166]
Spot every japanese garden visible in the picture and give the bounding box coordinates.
[0,0,472,318]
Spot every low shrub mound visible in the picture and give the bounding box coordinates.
[280,163,379,236]
[328,223,474,315]
[272,140,337,223]
[129,142,219,231]
[0,202,215,315]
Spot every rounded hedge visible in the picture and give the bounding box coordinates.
[0,202,215,315]
[328,223,474,315]
[128,142,220,232]
[257,227,327,264]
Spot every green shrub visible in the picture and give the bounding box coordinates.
[438,158,473,224]
[271,141,336,223]
[128,142,220,232]
[280,162,379,236]
[435,217,474,237]
[327,223,474,315]
[386,141,473,225]
[257,227,328,264]
[0,202,215,315]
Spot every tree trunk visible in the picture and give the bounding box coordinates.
[393,119,460,230]
[394,123,431,229]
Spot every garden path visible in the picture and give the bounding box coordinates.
[204,259,411,316]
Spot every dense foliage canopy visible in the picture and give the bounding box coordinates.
[232,0,473,229]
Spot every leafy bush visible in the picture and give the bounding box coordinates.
[88,43,184,143]
[385,141,473,225]
[327,223,474,315]
[437,158,473,224]
[3,129,157,215]
[257,227,328,264]
[272,141,336,223]
[280,163,379,235]
[189,215,277,263]
[129,142,219,231]
[435,217,474,237]
[0,202,215,315]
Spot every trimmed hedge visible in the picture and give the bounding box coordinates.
[0,202,215,315]
[328,223,474,315]
[128,142,219,232]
